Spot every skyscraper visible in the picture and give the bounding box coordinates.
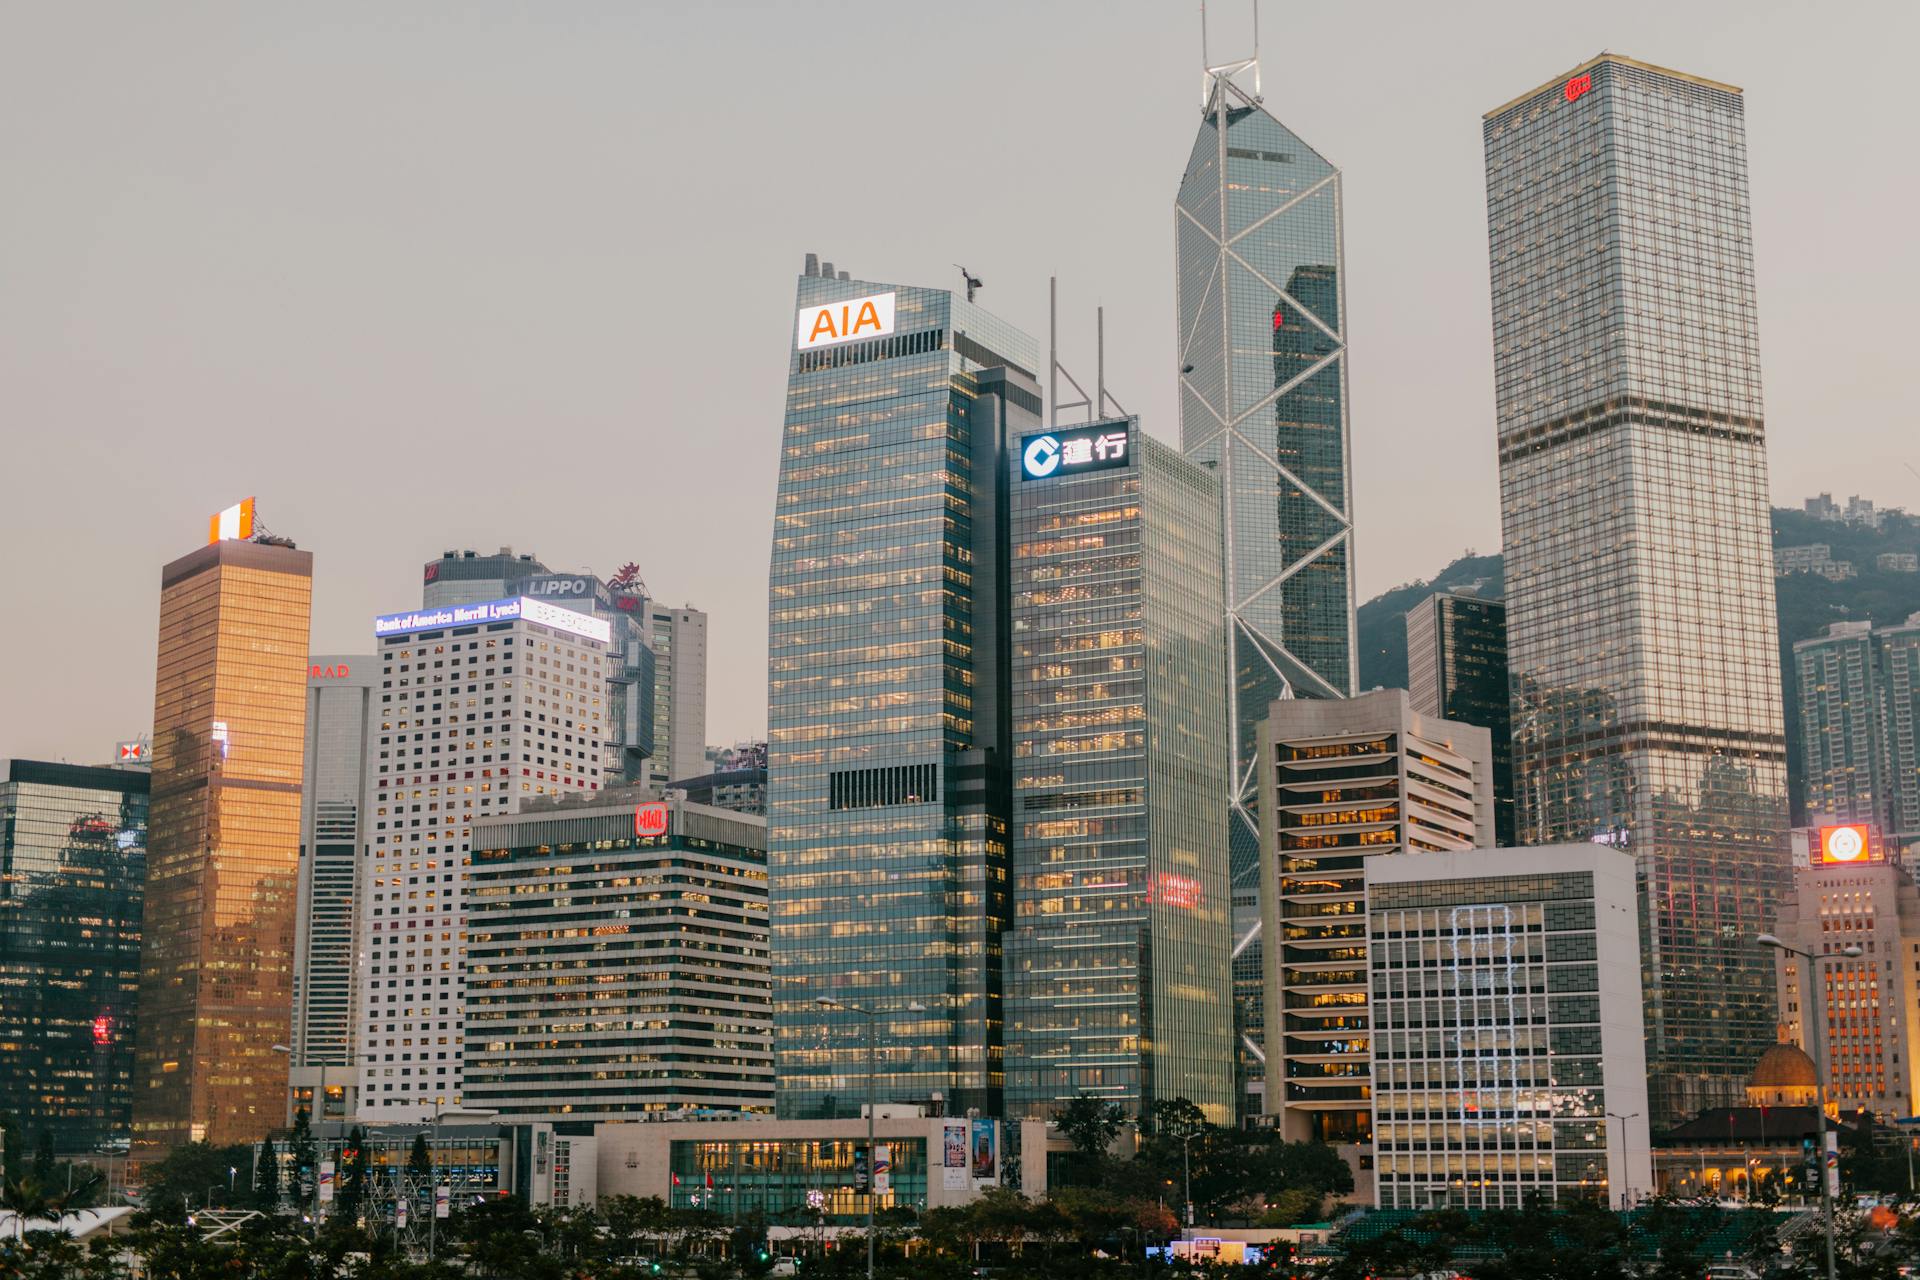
[1795,615,1920,853]
[355,595,609,1120]
[423,547,550,607]
[133,514,312,1154]
[1406,591,1514,846]
[506,572,659,785]
[1175,64,1357,1117]
[464,793,772,1121]
[1255,689,1493,1169]
[0,760,148,1151]
[768,257,1039,1119]
[1485,54,1788,1124]
[647,601,708,787]
[1004,418,1234,1124]
[292,654,376,1123]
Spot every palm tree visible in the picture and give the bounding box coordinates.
[2,1170,104,1241]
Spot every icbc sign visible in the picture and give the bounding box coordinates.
[1818,824,1872,864]
[1564,74,1592,103]
[635,802,668,838]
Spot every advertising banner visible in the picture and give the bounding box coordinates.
[318,1160,335,1203]
[970,1118,996,1182]
[872,1144,891,1196]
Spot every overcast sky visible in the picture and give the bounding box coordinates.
[4,1,1915,765]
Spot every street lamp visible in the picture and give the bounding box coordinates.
[1758,933,1863,1280]
[815,995,926,1280]
[1605,1112,1639,1209]
[269,1044,322,1231]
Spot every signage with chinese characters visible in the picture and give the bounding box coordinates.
[635,801,669,837]
[1019,424,1132,481]
[1564,73,1592,103]
[1153,872,1204,911]
[207,497,256,544]
[795,291,897,350]
[1817,823,1875,864]
[373,596,611,644]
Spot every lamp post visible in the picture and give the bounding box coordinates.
[815,996,925,1280]
[1181,1129,1196,1229]
[269,1044,323,1230]
[1605,1111,1639,1209]
[1759,932,1862,1280]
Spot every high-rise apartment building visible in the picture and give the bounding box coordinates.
[0,760,148,1151]
[464,793,772,1121]
[1484,54,1789,1124]
[1004,418,1234,1124]
[423,548,550,608]
[355,595,608,1120]
[1795,616,1920,853]
[1406,592,1514,847]
[1175,62,1358,1119]
[292,655,376,1123]
[769,258,1039,1119]
[1367,845,1652,1209]
[1770,824,1920,1121]
[133,520,312,1154]
[646,601,709,788]
[1256,690,1493,1166]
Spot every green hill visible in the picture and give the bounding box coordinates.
[1353,508,1920,825]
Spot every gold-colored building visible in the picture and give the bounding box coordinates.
[132,532,311,1156]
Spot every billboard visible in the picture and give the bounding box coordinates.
[207,497,256,544]
[942,1120,968,1190]
[796,291,896,350]
[1019,425,1131,481]
[1817,823,1875,865]
[373,596,611,645]
[970,1117,997,1183]
[516,574,610,608]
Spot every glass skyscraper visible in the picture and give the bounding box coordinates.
[1406,592,1514,847]
[1484,55,1788,1125]
[133,533,312,1155]
[769,260,1040,1119]
[0,760,148,1151]
[1175,67,1357,1119]
[1004,419,1233,1124]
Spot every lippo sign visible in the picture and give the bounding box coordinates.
[796,291,896,350]
[635,802,668,838]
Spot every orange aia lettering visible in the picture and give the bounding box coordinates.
[808,307,840,343]
[851,299,882,336]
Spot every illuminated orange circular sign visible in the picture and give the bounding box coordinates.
[1821,825,1868,863]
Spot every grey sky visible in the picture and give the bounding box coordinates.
[3,1,1915,765]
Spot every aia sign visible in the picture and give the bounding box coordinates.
[795,291,897,350]
[1564,74,1592,103]
[635,802,668,838]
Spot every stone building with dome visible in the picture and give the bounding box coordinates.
[1651,1030,1862,1199]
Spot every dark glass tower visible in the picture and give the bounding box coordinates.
[1485,55,1788,1125]
[1004,420,1234,1125]
[1176,67,1356,1118]
[0,760,148,1151]
[1406,592,1514,846]
[768,261,1040,1119]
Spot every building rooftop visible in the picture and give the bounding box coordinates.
[1484,53,1743,121]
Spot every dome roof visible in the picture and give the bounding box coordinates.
[1750,1041,1818,1089]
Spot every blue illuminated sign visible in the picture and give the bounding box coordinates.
[1019,424,1132,481]
[373,596,611,643]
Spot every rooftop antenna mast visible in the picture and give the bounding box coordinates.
[1048,276,1128,427]
[1199,0,1263,105]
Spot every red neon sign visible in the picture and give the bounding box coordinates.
[309,664,352,679]
[1564,74,1592,103]
[1153,873,1204,911]
[93,1016,113,1046]
[635,802,668,837]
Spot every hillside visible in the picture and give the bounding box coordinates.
[1353,508,1920,825]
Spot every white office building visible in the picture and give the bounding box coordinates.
[647,602,708,787]
[292,654,377,1122]
[1366,844,1652,1209]
[355,596,609,1121]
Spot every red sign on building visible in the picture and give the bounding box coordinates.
[1564,74,1592,103]
[635,802,668,838]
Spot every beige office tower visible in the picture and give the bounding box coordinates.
[1256,689,1493,1194]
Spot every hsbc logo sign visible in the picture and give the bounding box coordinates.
[635,802,668,838]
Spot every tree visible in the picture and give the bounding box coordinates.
[0,1115,22,1186]
[138,1141,255,1219]
[31,1131,54,1183]
[336,1126,370,1223]
[288,1107,314,1208]
[1055,1095,1125,1162]
[254,1137,280,1208]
